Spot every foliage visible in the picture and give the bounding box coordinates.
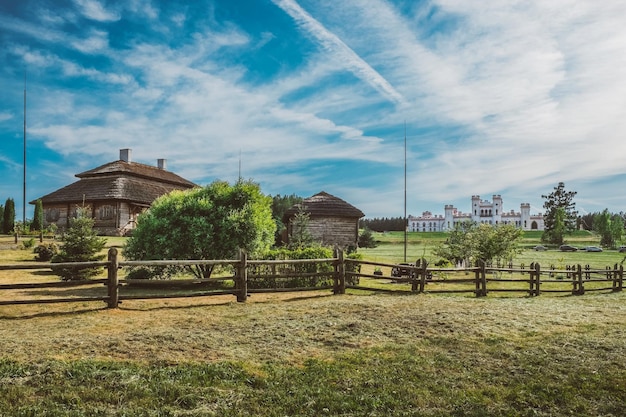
[432,221,476,265]
[287,204,314,250]
[358,228,378,248]
[33,242,59,261]
[434,222,523,265]
[593,209,624,248]
[250,245,361,288]
[124,180,276,279]
[0,204,3,230]
[51,208,107,280]
[542,182,578,245]
[251,246,334,288]
[359,216,406,232]
[21,237,35,250]
[2,198,15,234]
[271,193,303,245]
[31,199,44,231]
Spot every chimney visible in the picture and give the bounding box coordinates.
[120,148,132,163]
[157,158,167,170]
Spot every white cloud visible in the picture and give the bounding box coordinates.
[71,29,109,53]
[272,0,407,106]
[0,112,13,122]
[73,0,120,22]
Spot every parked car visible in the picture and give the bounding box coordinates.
[584,246,603,252]
[533,245,547,251]
[619,246,626,253]
[559,245,578,252]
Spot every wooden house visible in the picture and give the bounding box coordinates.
[32,149,196,235]
[283,191,364,248]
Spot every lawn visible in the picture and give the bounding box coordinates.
[1,233,625,416]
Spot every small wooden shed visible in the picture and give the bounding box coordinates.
[283,191,364,248]
[32,149,196,235]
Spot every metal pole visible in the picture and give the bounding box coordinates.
[23,71,27,224]
[404,122,407,262]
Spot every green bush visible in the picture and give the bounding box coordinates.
[21,238,36,250]
[51,209,107,280]
[33,243,59,261]
[251,246,335,289]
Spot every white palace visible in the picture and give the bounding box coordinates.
[408,195,545,232]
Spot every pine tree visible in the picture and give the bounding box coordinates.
[51,208,107,280]
[32,199,44,231]
[541,182,578,245]
[2,198,15,234]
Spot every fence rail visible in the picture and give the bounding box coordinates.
[0,248,623,308]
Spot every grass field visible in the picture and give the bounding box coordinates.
[1,233,625,416]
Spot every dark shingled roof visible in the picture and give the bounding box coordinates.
[34,160,196,205]
[283,191,364,221]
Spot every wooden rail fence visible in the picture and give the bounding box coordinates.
[0,248,623,309]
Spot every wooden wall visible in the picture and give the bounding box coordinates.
[299,216,359,248]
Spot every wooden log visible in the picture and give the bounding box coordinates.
[107,247,119,308]
[236,250,248,302]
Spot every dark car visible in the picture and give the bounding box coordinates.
[585,246,603,252]
[559,245,578,252]
[619,246,626,253]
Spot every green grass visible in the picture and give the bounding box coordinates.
[359,230,626,268]
[2,293,626,417]
[2,232,626,416]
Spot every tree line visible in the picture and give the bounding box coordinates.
[359,217,406,232]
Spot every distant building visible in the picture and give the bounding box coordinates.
[408,195,544,232]
[32,148,197,236]
[283,191,365,248]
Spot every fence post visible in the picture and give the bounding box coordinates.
[418,259,428,293]
[107,247,119,308]
[333,249,345,295]
[573,264,584,295]
[532,262,541,296]
[237,250,248,302]
[613,264,623,292]
[475,261,487,297]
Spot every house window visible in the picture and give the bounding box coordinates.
[45,208,60,222]
[98,205,116,220]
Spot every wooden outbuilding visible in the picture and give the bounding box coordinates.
[32,149,196,235]
[283,191,364,248]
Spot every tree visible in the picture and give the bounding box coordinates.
[32,199,44,232]
[124,180,276,279]
[2,198,15,234]
[541,182,578,245]
[358,228,378,248]
[271,194,303,245]
[0,204,3,230]
[287,204,313,250]
[433,221,475,265]
[51,208,107,280]
[434,222,523,265]
[593,209,624,248]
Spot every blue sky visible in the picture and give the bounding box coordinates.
[2,0,626,221]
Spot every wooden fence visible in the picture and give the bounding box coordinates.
[0,248,623,309]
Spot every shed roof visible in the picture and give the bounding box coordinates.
[283,191,364,220]
[33,159,196,205]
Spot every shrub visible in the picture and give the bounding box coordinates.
[21,238,36,250]
[51,209,107,281]
[251,246,335,289]
[34,243,59,261]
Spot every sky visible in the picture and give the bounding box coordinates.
[1,0,626,222]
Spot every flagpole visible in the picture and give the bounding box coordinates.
[23,71,27,224]
[404,121,407,263]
